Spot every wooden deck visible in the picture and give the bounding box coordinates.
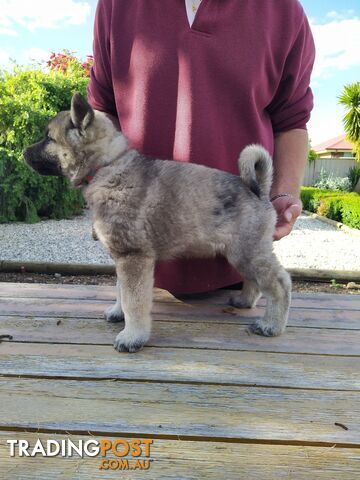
[0,282,359,479]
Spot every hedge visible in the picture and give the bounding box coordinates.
[301,187,360,229]
[0,63,88,223]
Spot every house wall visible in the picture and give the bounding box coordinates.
[317,152,355,159]
[302,157,358,186]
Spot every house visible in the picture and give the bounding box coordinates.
[303,134,357,187]
[313,134,355,159]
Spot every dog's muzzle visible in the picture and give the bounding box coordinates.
[23,146,63,177]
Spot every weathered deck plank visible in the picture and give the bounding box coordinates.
[1,282,359,310]
[1,433,359,480]
[1,315,360,355]
[1,343,359,390]
[1,297,360,329]
[0,377,359,444]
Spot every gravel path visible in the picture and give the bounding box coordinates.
[0,212,359,271]
[273,215,360,271]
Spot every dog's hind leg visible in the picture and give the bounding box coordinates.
[250,262,291,337]
[113,256,155,353]
[104,278,124,323]
[229,252,291,337]
[229,279,261,309]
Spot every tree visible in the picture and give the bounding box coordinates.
[308,139,317,163]
[47,50,93,77]
[0,52,91,222]
[339,82,360,161]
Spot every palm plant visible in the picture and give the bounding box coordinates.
[339,82,360,161]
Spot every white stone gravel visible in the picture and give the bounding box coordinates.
[273,215,360,271]
[0,212,359,271]
[0,211,113,266]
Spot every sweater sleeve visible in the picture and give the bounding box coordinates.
[87,0,117,117]
[267,13,315,133]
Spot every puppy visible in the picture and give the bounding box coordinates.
[24,93,291,353]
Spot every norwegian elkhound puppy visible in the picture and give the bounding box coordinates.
[24,93,291,353]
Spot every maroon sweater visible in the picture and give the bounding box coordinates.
[88,0,315,294]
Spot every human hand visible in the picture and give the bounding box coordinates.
[271,194,302,241]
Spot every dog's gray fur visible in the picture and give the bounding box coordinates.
[24,93,291,353]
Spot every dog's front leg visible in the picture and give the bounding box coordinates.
[104,278,124,323]
[113,256,155,353]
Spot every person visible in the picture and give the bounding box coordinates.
[87,0,315,294]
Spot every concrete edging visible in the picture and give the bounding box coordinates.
[0,260,115,276]
[302,210,360,237]
[289,268,360,283]
[0,260,359,283]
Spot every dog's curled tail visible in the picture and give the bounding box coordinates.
[238,144,273,199]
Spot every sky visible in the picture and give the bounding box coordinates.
[0,0,359,146]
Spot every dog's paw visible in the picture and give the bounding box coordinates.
[229,290,261,309]
[250,319,285,337]
[229,296,253,309]
[104,305,124,323]
[113,329,150,353]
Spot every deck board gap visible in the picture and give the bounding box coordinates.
[0,425,359,448]
[1,373,359,392]
[3,339,360,356]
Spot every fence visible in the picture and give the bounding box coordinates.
[302,157,357,186]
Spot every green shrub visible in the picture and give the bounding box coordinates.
[0,62,88,223]
[301,187,360,229]
[300,187,343,211]
[325,196,344,222]
[313,168,352,192]
[340,195,360,229]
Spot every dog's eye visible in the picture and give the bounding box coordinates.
[44,127,56,143]
[46,133,56,143]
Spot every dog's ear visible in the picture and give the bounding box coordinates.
[70,92,94,131]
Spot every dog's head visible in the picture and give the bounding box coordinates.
[24,93,122,187]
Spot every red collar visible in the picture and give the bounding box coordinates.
[84,167,101,185]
